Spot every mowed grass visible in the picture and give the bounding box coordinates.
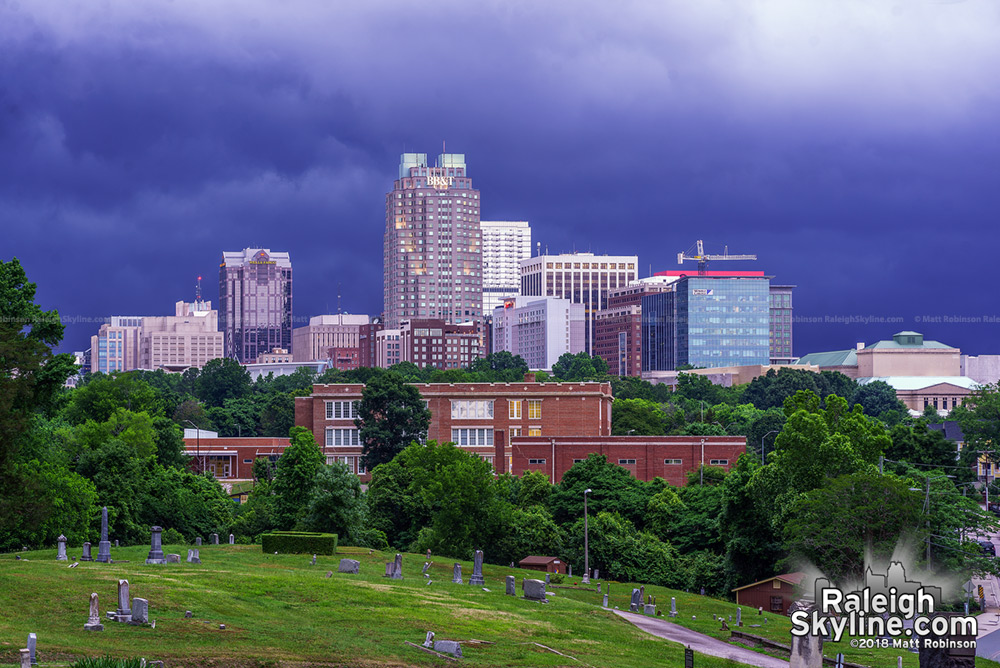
[0,544,995,668]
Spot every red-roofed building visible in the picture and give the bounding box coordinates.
[731,572,806,615]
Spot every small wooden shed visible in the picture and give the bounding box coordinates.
[731,572,805,616]
[518,556,565,574]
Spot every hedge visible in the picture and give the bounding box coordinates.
[261,531,337,555]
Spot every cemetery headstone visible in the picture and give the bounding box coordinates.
[598,583,601,594]
[19,649,29,668]
[114,540,119,548]
[737,607,742,627]
[506,575,515,596]
[700,586,705,596]
[685,646,694,668]
[325,571,332,578]
[426,549,432,560]
[392,553,403,579]
[452,563,463,584]
[56,535,67,561]
[116,579,132,620]
[639,585,645,601]
[145,526,165,564]
[81,542,92,561]
[422,561,431,574]
[195,537,202,546]
[545,573,550,586]
[130,598,149,625]
[603,594,609,608]
[184,611,192,618]
[469,549,485,585]
[594,568,599,579]
[790,632,823,667]
[26,633,36,666]
[423,631,434,648]
[568,565,572,577]
[211,533,219,545]
[434,641,462,657]
[644,603,656,615]
[311,554,317,565]
[670,597,677,617]
[523,579,547,602]
[165,554,181,563]
[187,549,201,564]
[720,619,729,631]
[629,589,641,612]
[229,533,235,544]
[84,593,104,631]
[338,559,360,574]
[96,507,112,563]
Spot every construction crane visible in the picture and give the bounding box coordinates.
[677,240,757,274]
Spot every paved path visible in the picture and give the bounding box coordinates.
[613,609,790,667]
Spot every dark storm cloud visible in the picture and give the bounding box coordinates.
[3,0,1000,355]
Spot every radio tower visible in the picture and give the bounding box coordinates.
[194,276,206,310]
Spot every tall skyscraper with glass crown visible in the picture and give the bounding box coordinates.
[383,152,482,329]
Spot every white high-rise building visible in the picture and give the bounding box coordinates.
[492,296,585,371]
[519,253,639,354]
[481,220,531,314]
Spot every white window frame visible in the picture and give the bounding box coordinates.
[451,400,494,420]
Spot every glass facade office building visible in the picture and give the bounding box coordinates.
[640,291,675,372]
[676,277,770,368]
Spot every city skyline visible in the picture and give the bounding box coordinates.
[4,2,1000,357]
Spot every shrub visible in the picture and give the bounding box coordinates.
[161,528,185,545]
[261,531,337,555]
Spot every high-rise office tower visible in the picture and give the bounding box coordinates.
[383,152,482,329]
[480,220,531,314]
[219,248,293,363]
[519,253,638,354]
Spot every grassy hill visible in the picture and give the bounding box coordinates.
[0,543,992,667]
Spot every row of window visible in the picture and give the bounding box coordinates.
[530,457,730,466]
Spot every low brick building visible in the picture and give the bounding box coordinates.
[518,556,566,574]
[732,572,806,615]
[295,377,614,479]
[182,437,290,480]
[510,435,746,485]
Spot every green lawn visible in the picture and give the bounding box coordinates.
[0,544,997,668]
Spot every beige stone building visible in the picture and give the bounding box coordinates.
[291,314,370,363]
[140,301,224,371]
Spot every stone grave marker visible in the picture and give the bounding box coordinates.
[523,579,547,602]
[469,549,485,585]
[165,554,181,563]
[644,602,656,615]
[603,594,609,608]
[325,571,332,578]
[639,585,645,601]
[187,549,201,564]
[81,542,92,562]
[700,586,705,596]
[211,533,219,545]
[594,568,599,579]
[598,583,601,594]
[338,559,360,574]
[195,537,202,546]
[146,526,165,565]
[115,579,132,621]
[423,631,434,647]
[311,554,317,565]
[737,607,742,627]
[114,540,119,548]
[19,649,29,668]
[96,507,112,563]
[545,573,550,586]
[670,597,677,617]
[391,553,403,579]
[130,598,149,625]
[506,575,515,596]
[26,633,36,666]
[452,563,463,583]
[790,632,823,667]
[385,562,392,577]
[434,641,462,657]
[568,565,572,577]
[422,561,431,574]
[229,533,235,544]
[84,593,104,631]
[629,589,641,612]
[56,535,68,561]
[426,549,432,560]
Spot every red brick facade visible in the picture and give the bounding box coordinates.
[510,435,746,485]
[295,379,614,480]
[182,437,290,480]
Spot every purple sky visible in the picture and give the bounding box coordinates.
[4,1,1000,357]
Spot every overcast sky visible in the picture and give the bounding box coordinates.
[4,0,1000,356]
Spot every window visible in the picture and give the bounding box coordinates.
[243,459,253,464]
[451,400,494,419]
[509,400,522,419]
[451,428,494,446]
[509,427,522,438]
[528,427,542,436]
[573,459,585,464]
[664,459,682,465]
[619,459,636,465]
[326,428,361,447]
[528,399,542,419]
[770,596,783,612]
[772,580,781,589]
[710,459,729,466]
[326,401,359,420]
[528,458,546,465]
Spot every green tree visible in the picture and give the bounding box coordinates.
[365,456,428,549]
[271,426,325,529]
[516,470,553,508]
[551,352,608,381]
[611,398,667,435]
[853,381,908,418]
[356,372,431,471]
[0,459,97,551]
[259,392,296,437]
[64,373,162,425]
[469,352,529,381]
[301,463,364,540]
[548,454,651,528]
[196,357,252,408]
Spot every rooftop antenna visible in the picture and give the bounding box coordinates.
[194,275,205,309]
[337,283,342,314]
[536,242,541,257]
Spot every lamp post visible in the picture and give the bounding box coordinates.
[184,420,201,474]
[700,438,706,486]
[583,488,592,584]
[761,430,780,466]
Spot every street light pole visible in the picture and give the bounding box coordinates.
[583,488,592,584]
[700,438,705,486]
